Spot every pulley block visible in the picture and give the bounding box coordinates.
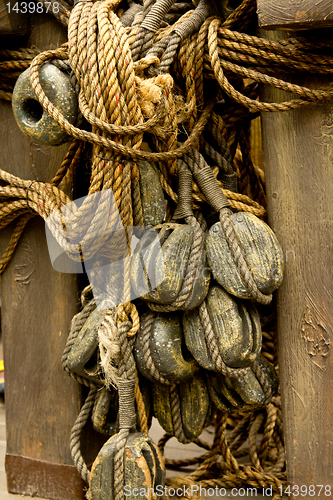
[206,212,284,299]
[134,311,199,383]
[131,222,210,309]
[138,161,165,227]
[91,379,152,436]
[206,355,279,412]
[152,374,210,441]
[89,432,165,500]
[66,307,104,385]
[183,284,262,369]
[12,62,77,145]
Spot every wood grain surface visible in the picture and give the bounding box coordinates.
[0,19,86,500]
[261,30,333,494]
[5,455,86,500]
[0,0,30,35]
[257,0,333,30]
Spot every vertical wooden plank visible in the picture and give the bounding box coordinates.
[0,18,86,500]
[250,117,264,171]
[261,32,333,495]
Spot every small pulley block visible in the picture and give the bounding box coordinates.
[12,62,77,145]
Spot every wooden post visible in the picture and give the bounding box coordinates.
[261,31,333,496]
[0,19,86,500]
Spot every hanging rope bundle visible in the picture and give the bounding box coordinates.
[2,0,333,499]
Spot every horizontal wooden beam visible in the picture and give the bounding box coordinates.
[5,454,86,500]
[257,0,333,30]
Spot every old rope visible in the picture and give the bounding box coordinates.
[2,0,333,498]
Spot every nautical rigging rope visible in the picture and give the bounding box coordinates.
[1,0,333,497]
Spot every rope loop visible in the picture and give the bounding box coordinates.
[117,302,140,336]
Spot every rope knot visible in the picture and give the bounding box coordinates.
[117,303,140,336]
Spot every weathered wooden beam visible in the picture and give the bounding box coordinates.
[257,0,333,30]
[0,18,88,500]
[261,30,333,497]
[0,0,30,35]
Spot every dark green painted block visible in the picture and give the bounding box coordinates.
[12,62,77,145]
[206,212,284,299]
